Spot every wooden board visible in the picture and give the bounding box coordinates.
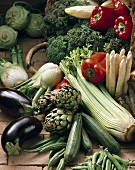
[0,37,135,170]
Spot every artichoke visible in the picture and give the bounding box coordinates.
[0,25,18,49]
[36,91,56,114]
[36,85,81,115]
[25,13,44,38]
[44,108,73,133]
[5,4,30,31]
[52,85,81,113]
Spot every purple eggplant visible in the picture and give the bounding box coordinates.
[0,87,32,118]
[1,116,43,155]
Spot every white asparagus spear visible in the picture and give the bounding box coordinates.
[123,52,133,94]
[106,53,110,91]
[109,54,116,97]
[115,58,127,99]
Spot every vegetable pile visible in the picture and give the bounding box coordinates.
[1,0,135,169]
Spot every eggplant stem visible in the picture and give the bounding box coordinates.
[5,142,21,156]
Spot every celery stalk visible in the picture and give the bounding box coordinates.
[60,52,135,142]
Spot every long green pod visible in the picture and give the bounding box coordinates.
[92,151,100,170]
[81,112,121,154]
[48,148,65,170]
[39,142,66,153]
[96,150,106,165]
[24,138,58,152]
[56,158,65,170]
[29,135,59,149]
[49,135,68,159]
[64,113,82,163]
[105,158,112,170]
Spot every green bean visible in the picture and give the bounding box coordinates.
[101,155,108,170]
[24,139,58,152]
[96,151,106,165]
[105,158,112,170]
[105,150,124,170]
[39,142,66,153]
[49,135,67,158]
[71,165,88,169]
[28,135,58,149]
[111,163,115,170]
[112,154,129,166]
[56,158,65,170]
[92,151,100,170]
[48,148,65,169]
[85,155,93,162]
[87,159,92,170]
[95,164,102,170]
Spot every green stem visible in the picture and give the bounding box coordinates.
[17,45,24,68]
[14,78,33,89]
[23,104,35,116]
[32,87,46,104]
[11,47,18,64]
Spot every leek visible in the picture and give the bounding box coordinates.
[59,47,135,142]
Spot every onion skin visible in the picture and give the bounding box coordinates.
[0,88,32,118]
[1,116,43,155]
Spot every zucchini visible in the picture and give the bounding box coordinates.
[64,113,82,163]
[81,127,92,153]
[81,112,120,154]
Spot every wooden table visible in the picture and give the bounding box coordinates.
[0,37,135,170]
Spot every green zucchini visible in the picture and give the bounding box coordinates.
[81,127,92,153]
[81,112,120,154]
[64,113,82,163]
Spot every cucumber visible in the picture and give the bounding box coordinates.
[64,113,82,163]
[81,112,120,154]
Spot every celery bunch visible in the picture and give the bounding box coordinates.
[59,47,135,142]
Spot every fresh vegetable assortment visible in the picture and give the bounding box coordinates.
[0,0,135,169]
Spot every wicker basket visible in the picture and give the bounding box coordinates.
[25,0,135,74]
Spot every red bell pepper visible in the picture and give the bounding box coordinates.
[114,15,133,40]
[90,6,118,31]
[112,0,130,16]
[54,79,69,89]
[81,52,106,83]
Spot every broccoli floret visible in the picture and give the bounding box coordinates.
[104,27,119,41]
[65,27,93,53]
[43,0,90,39]
[104,38,130,54]
[46,36,68,64]
[46,27,103,64]
[85,30,105,53]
